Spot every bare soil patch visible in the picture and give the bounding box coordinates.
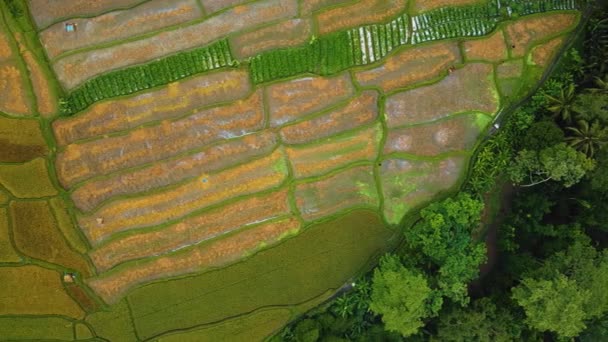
[89,189,290,271]
[280,90,378,144]
[315,0,407,35]
[71,131,277,212]
[355,41,461,93]
[285,123,382,179]
[231,18,312,59]
[78,150,288,244]
[384,113,486,156]
[40,0,202,59]
[266,73,355,127]
[463,30,508,62]
[55,89,263,187]
[530,36,566,67]
[504,12,578,58]
[385,63,498,127]
[28,0,144,28]
[295,165,378,220]
[52,69,251,146]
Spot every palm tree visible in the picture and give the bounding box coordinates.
[546,83,577,122]
[565,120,608,157]
[590,75,608,94]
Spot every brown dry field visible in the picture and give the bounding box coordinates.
[463,30,508,62]
[55,90,264,187]
[530,36,566,66]
[0,265,85,318]
[87,217,300,304]
[78,150,288,244]
[0,62,32,116]
[267,73,355,127]
[315,0,407,35]
[301,0,352,15]
[412,0,484,13]
[201,0,250,13]
[10,200,92,277]
[355,42,461,92]
[52,69,251,146]
[231,18,312,59]
[27,0,144,28]
[52,0,297,89]
[285,124,382,179]
[496,59,523,79]
[14,33,57,117]
[71,131,278,212]
[280,91,378,144]
[0,116,48,163]
[41,0,202,59]
[65,283,100,313]
[385,63,498,127]
[383,114,483,156]
[504,12,578,58]
[295,165,378,221]
[89,189,291,271]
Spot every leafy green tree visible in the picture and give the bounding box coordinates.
[369,254,441,337]
[405,193,486,304]
[521,120,564,150]
[436,298,523,342]
[513,236,608,338]
[545,83,577,122]
[508,143,595,187]
[512,275,590,338]
[572,92,608,125]
[566,119,608,157]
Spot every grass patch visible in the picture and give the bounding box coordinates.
[0,316,74,341]
[85,299,137,342]
[157,308,292,342]
[0,265,84,318]
[0,207,21,262]
[0,158,57,198]
[10,200,92,276]
[75,323,94,340]
[0,116,47,163]
[49,197,89,254]
[127,209,395,339]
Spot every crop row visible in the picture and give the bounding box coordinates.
[411,18,498,44]
[250,14,410,83]
[412,3,500,31]
[507,0,580,15]
[63,39,234,114]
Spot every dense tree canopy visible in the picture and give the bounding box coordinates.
[508,143,595,187]
[369,254,440,337]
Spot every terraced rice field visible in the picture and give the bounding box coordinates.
[0,0,583,340]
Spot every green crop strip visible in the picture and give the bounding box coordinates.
[63,39,235,114]
[57,0,581,116]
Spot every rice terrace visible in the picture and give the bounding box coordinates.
[0,0,587,340]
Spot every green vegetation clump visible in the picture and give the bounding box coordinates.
[63,39,234,114]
